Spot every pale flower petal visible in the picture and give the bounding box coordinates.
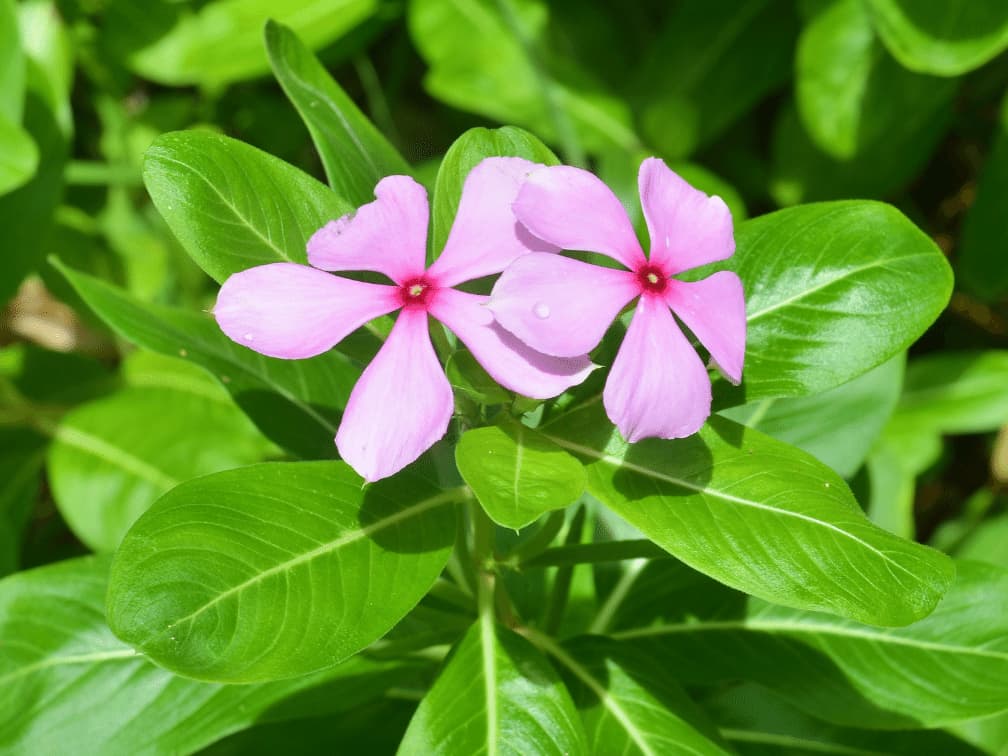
[214,262,400,359]
[429,288,594,400]
[638,157,735,274]
[336,308,453,482]
[665,271,746,384]
[307,175,429,284]
[603,294,712,442]
[488,253,640,358]
[513,165,647,269]
[427,157,557,287]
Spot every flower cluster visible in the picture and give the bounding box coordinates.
[214,157,746,481]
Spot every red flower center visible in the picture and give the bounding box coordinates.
[635,264,668,294]
[399,276,436,308]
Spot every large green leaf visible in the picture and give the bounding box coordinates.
[143,130,352,282]
[0,555,425,755]
[721,201,952,403]
[54,262,358,459]
[107,462,459,682]
[399,620,587,754]
[540,402,953,626]
[0,0,23,122]
[0,112,36,196]
[796,0,956,160]
[102,0,378,88]
[48,377,273,552]
[864,0,1008,76]
[264,20,411,206]
[720,355,904,477]
[456,418,585,530]
[615,560,1008,729]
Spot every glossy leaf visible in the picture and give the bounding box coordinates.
[864,0,1008,76]
[107,461,458,682]
[721,201,952,402]
[616,560,1008,729]
[0,555,425,755]
[430,126,558,255]
[265,20,410,206]
[103,0,378,88]
[143,130,352,283]
[48,381,272,552]
[55,262,358,459]
[456,418,585,530]
[399,620,587,754]
[720,354,904,477]
[540,402,954,626]
[0,114,37,195]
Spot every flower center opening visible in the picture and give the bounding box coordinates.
[636,265,668,294]
[399,276,435,308]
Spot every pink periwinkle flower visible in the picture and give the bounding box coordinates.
[214,158,593,481]
[489,157,746,443]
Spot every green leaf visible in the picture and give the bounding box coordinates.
[0,115,37,200]
[0,428,45,577]
[0,555,426,755]
[955,514,1008,570]
[399,620,587,754]
[0,0,24,122]
[864,0,1008,76]
[102,0,378,88]
[445,350,512,406]
[54,262,358,459]
[264,20,411,206]
[615,560,1008,729]
[542,634,730,755]
[48,382,273,552]
[796,0,956,160]
[430,126,558,255]
[143,130,352,283]
[723,201,952,403]
[540,402,954,626]
[456,418,585,530]
[107,462,459,682]
[719,354,904,477]
[17,0,74,137]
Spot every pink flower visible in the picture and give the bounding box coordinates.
[489,157,746,443]
[214,158,593,481]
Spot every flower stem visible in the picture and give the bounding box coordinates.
[542,503,585,635]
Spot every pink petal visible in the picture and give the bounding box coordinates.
[336,308,453,482]
[638,157,735,275]
[426,157,558,288]
[214,263,400,359]
[665,271,746,385]
[307,175,429,284]
[430,288,595,400]
[488,253,640,358]
[513,165,646,270]
[603,294,712,443]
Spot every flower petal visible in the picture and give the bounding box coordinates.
[430,288,595,400]
[488,253,640,358]
[336,308,453,482]
[603,294,712,442]
[513,165,646,269]
[665,271,746,384]
[214,263,400,359]
[307,175,429,283]
[426,157,557,288]
[638,157,735,274]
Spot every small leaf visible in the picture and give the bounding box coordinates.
[445,350,512,406]
[143,130,352,283]
[107,461,458,682]
[0,428,45,577]
[456,418,585,530]
[265,20,411,206]
[0,115,38,195]
[398,620,587,754]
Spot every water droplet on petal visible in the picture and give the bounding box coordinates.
[664,234,671,248]
[533,302,551,319]
[243,333,254,342]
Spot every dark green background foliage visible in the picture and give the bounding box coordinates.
[2,0,1008,754]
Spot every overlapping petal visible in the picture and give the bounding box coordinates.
[638,157,734,274]
[488,253,640,358]
[427,157,557,287]
[214,262,400,359]
[513,165,646,269]
[307,175,429,283]
[335,308,453,482]
[665,271,746,384]
[603,294,712,443]
[429,288,594,399]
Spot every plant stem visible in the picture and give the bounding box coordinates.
[589,557,648,634]
[520,539,666,568]
[542,504,585,635]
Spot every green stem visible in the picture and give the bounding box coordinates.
[521,539,666,569]
[542,504,585,635]
[64,160,141,187]
[589,557,648,634]
[353,55,403,152]
[504,509,566,565]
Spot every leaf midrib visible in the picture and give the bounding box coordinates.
[0,648,140,687]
